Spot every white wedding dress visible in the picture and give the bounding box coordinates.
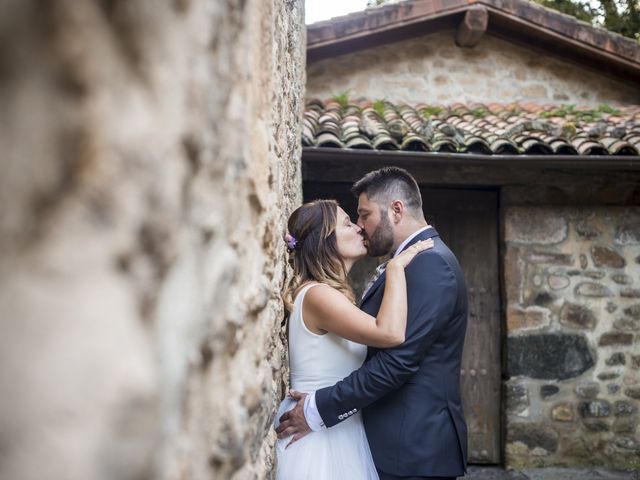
[275,283,379,479]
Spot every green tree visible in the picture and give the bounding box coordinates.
[597,0,640,39]
[533,0,639,41]
[533,0,595,23]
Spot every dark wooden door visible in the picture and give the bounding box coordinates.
[421,188,501,464]
[303,182,501,464]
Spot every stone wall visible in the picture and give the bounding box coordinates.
[0,1,304,479]
[504,206,640,469]
[307,31,639,106]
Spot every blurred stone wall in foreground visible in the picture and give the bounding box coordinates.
[0,1,304,478]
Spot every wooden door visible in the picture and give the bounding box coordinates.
[421,188,501,464]
[303,182,502,464]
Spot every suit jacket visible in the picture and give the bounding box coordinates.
[315,227,468,477]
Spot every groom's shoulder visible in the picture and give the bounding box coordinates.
[406,247,452,275]
[406,251,459,298]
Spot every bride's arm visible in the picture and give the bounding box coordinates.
[304,239,432,348]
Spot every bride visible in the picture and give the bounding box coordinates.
[275,199,432,479]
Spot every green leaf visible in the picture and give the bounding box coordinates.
[373,99,387,118]
[471,107,487,118]
[419,105,444,118]
[597,103,621,115]
[330,91,350,109]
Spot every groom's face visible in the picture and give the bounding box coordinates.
[356,193,394,257]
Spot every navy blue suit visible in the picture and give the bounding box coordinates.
[315,228,468,478]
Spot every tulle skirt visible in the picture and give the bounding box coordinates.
[275,397,379,480]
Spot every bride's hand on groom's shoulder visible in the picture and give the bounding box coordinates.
[389,239,434,269]
[275,390,312,448]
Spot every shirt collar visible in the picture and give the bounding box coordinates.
[393,226,431,258]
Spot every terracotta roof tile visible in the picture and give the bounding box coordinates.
[302,99,640,156]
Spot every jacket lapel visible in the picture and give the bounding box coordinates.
[359,267,387,307]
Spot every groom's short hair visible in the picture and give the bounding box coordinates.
[351,167,423,217]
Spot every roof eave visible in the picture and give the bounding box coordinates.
[302,146,640,171]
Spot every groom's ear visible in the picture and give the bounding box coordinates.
[390,199,404,222]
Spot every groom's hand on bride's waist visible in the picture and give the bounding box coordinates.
[276,390,311,448]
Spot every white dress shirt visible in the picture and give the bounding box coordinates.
[303,225,432,431]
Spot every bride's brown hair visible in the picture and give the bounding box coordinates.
[282,199,355,313]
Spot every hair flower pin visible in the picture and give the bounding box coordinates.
[284,233,297,251]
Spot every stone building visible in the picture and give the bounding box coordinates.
[0,1,304,479]
[303,0,640,470]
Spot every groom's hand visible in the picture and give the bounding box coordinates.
[276,390,311,448]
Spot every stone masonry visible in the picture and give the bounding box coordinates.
[504,207,640,469]
[307,31,639,106]
[0,1,304,479]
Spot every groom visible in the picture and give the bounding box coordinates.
[277,167,468,479]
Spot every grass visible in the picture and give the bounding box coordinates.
[539,103,621,120]
[330,91,350,109]
[372,99,388,118]
[419,105,444,118]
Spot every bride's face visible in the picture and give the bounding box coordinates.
[335,206,367,264]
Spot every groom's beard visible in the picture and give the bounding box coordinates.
[364,214,394,257]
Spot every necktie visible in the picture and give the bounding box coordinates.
[361,261,388,300]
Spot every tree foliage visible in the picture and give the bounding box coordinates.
[533,0,595,23]
[533,0,639,40]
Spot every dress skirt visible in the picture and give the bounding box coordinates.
[275,397,379,480]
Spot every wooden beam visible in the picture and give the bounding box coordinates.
[455,5,488,48]
[301,148,640,189]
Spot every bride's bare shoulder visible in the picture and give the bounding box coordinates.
[303,283,347,307]
[293,281,325,301]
